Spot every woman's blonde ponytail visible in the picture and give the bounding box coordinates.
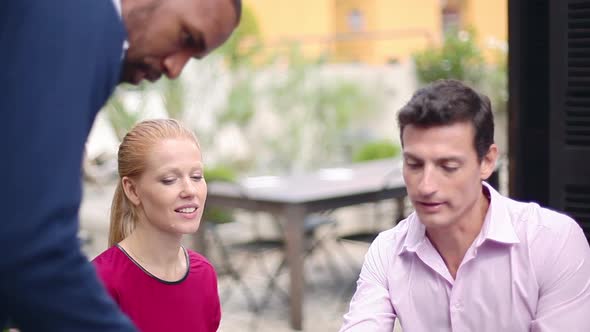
[108,181,135,247]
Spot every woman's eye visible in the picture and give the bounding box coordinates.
[161,178,176,185]
[191,175,203,181]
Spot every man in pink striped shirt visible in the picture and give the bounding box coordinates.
[340,79,590,332]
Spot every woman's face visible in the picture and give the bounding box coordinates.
[124,138,207,237]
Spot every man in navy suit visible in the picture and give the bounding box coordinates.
[0,0,240,330]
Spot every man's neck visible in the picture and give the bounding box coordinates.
[426,191,490,279]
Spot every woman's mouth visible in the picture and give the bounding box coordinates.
[176,207,197,214]
[174,206,199,219]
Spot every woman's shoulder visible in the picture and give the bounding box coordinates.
[92,246,129,281]
[91,246,136,303]
[92,245,124,264]
[185,249,217,275]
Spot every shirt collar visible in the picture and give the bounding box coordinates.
[476,182,520,246]
[399,214,427,254]
[111,0,129,54]
[112,0,122,17]
[398,181,519,256]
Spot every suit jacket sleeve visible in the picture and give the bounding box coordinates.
[0,0,136,330]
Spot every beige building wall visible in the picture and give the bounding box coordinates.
[244,0,505,64]
[246,0,334,59]
[332,0,377,63]
[462,0,508,60]
[372,0,441,64]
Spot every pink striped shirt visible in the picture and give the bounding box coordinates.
[341,183,590,332]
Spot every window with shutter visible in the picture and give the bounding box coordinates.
[510,0,590,240]
[551,0,590,238]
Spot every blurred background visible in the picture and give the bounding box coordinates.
[84,0,508,179]
[80,1,511,331]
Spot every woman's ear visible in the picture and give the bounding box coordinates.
[480,144,498,180]
[121,176,141,206]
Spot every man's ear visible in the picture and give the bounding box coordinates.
[122,176,141,206]
[480,144,498,181]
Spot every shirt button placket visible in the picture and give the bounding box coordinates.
[449,291,464,330]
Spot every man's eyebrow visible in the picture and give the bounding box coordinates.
[435,157,464,164]
[403,152,464,163]
[403,152,422,160]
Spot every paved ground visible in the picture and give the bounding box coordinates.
[80,182,402,332]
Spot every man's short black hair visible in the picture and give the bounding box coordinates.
[397,79,494,161]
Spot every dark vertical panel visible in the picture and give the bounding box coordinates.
[550,0,590,237]
[508,0,550,205]
[510,0,590,239]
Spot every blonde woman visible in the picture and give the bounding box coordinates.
[93,119,219,332]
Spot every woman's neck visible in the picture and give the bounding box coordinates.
[119,226,186,281]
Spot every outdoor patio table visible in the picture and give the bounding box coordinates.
[206,158,407,330]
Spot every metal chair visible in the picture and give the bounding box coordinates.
[337,166,407,246]
[254,211,343,310]
[202,182,341,314]
[335,168,408,305]
[199,181,265,312]
[204,219,261,312]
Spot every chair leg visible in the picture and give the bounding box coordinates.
[208,224,259,312]
[333,237,369,273]
[256,255,290,312]
[339,277,359,313]
[257,228,345,310]
[306,236,345,284]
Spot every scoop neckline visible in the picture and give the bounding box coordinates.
[116,244,190,284]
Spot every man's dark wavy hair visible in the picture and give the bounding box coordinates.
[397,79,494,161]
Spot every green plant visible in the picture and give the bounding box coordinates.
[103,85,148,140]
[480,49,508,114]
[218,76,256,127]
[158,77,185,120]
[264,44,381,171]
[205,165,237,183]
[216,5,262,69]
[412,28,508,116]
[352,140,401,163]
[413,28,485,86]
[202,165,237,224]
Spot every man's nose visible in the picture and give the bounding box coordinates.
[163,52,192,79]
[417,166,437,196]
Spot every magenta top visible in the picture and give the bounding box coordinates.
[93,245,221,332]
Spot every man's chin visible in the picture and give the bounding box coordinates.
[119,71,143,85]
[120,70,162,85]
[119,62,147,85]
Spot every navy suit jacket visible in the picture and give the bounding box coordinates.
[0,0,136,330]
